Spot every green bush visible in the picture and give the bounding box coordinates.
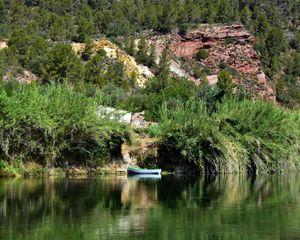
[158,98,300,174]
[0,82,131,168]
[195,49,209,61]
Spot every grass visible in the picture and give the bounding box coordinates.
[156,98,300,174]
[0,82,131,170]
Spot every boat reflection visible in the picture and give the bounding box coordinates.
[127,174,162,180]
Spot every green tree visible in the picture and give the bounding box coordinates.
[82,38,94,61]
[0,0,5,23]
[254,10,270,37]
[41,43,83,84]
[124,37,136,56]
[84,52,107,87]
[136,36,149,65]
[266,27,286,60]
[148,44,157,68]
[25,36,49,74]
[241,5,252,28]
[217,70,234,95]
[158,3,177,33]
[49,16,66,42]
[157,47,170,84]
[77,17,94,42]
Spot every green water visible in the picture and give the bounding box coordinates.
[0,175,300,240]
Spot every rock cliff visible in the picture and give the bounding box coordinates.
[150,24,276,101]
[72,39,153,87]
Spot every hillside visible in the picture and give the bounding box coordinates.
[147,24,276,101]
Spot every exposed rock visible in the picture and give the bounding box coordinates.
[97,106,132,124]
[0,41,7,50]
[149,24,276,101]
[131,111,155,128]
[3,70,39,84]
[207,75,219,85]
[72,39,151,86]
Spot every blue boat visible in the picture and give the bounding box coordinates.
[127,166,161,175]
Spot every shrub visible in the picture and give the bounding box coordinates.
[0,83,131,168]
[195,49,209,61]
[157,98,300,174]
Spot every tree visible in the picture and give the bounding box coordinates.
[157,47,170,82]
[41,43,83,84]
[0,0,5,23]
[77,17,94,42]
[84,51,107,87]
[136,36,149,65]
[81,38,94,61]
[217,70,234,95]
[241,5,252,28]
[25,36,49,74]
[254,10,270,37]
[266,27,286,60]
[0,51,5,79]
[148,44,157,68]
[124,37,136,56]
[158,3,177,33]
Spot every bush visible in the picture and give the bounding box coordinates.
[157,98,300,174]
[0,82,131,168]
[195,49,209,61]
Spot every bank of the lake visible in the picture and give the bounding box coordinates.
[0,83,300,177]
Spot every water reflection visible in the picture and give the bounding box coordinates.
[0,174,300,240]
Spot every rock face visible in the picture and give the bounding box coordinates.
[0,41,7,50]
[72,25,276,101]
[72,39,153,87]
[3,70,39,84]
[150,24,276,101]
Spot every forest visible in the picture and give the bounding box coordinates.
[0,0,299,176]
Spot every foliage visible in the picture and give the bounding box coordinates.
[0,82,131,168]
[195,49,209,61]
[40,43,83,84]
[158,98,300,174]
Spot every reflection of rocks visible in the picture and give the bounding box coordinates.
[121,180,158,208]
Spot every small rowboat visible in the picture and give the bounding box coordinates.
[127,166,161,175]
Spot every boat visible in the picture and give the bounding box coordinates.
[127,166,161,175]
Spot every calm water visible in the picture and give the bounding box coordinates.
[0,175,300,240]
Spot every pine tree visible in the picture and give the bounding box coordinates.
[136,36,149,65]
[124,37,136,56]
[157,47,170,85]
[41,43,83,84]
[82,38,94,61]
[217,70,234,95]
[148,44,157,68]
[84,51,107,87]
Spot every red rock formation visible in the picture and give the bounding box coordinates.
[151,24,276,101]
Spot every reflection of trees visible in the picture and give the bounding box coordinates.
[1,174,300,240]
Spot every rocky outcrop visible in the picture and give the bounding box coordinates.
[0,41,7,50]
[150,24,276,101]
[3,70,39,84]
[72,39,153,87]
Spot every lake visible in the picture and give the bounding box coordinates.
[0,174,300,240]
